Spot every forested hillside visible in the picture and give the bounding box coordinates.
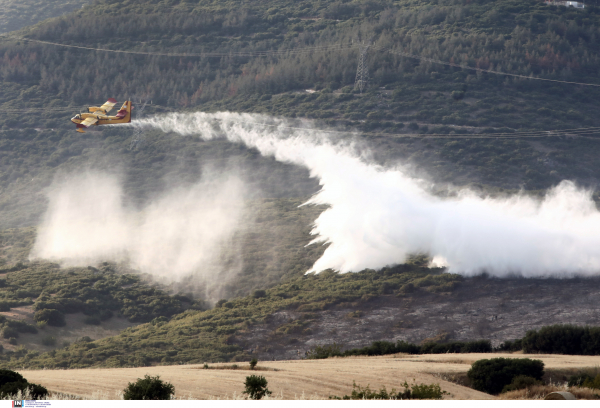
[1,0,600,198]
[0,0,600,369]
[2,0,600,296]
[3,0,600,131]
[0,0,91,34]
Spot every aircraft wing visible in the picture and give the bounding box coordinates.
[98,98,117,113]
[80,117,98,127]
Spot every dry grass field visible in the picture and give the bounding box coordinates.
[16,353,600,400]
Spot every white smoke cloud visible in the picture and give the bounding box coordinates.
[134,111,600,277]
[31,169,247,295]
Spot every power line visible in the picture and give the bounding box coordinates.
[0,34,355,57]
[2,33,600,87]
[374,46,600,88]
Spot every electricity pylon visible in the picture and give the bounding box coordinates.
[354,42,371,93]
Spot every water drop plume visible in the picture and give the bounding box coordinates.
[135,111,600,277]
[31,169,247,299]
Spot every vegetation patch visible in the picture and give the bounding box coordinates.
[305,339,491,359]
[330,381,447,400]
[123,375,174,400]
[467,358,545,395]
[0,264,461,368]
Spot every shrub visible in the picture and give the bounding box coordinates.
[8,338,16,345]
[243,375,271,400]
[496,339,523,352]
[0,369,25,386]
[568,373,594,387]
[460,340,492,353]
[0,370,47,400]
[250,358,258,370]
[344,382,396,399]
[84,316,101,325]
[34,309,66,327]
[502,375,542,393]
[123,375,174,400]
[394,341,421,354]
[582,374,600,390]
[306,343,343,359]
[410,383,446,399]
[522,325,600,355]
[452,90,465,100]
[26,383,49,399]
[253,290,267,299]
[41,336,56,346]
[467,358,544,395]
[2,327,18,339]
[339,381,446,400]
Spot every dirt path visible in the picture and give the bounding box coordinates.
[19,353,600,400]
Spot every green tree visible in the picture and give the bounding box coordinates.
[0,369,47,399]
[249,358,258,370]
[467,358,544,395]
[243,375,271,400]
[33,309,65,327]
[123,375,174,400]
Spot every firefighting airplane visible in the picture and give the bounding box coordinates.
[71,98,132,133]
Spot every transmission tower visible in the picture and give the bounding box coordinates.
[354,42,371,93]
[129,96,149,150]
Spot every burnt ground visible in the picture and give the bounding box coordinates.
[234,276,600,361]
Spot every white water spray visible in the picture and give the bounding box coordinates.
[31,169,247,297]
[134,112,600,277]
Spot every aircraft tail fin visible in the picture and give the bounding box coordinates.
[115,101,132,122]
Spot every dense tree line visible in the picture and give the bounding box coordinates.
[521,324,600,355]
[305,338,492,359]
[2,0,600,130]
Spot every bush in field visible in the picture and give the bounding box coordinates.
[501,375,542,393]
[342,382,399,400]
[467,358,544,395]
[582,374,600,390]
[34,309,65,327]
[123,375,174,400]
[338,381,446,400]
[249,358,258,370]
[568,373,594,387]
[410,383,446,399]
[2,327,18,339]
[243,375,271,400]
[0,369,48,399]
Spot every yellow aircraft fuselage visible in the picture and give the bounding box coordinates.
[71,100,132,133]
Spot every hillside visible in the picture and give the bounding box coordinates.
[0,0,91,34]
[0,261,194,353]
[1,0,600,371]
[2,0,600,218]
[1,262,600,369]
